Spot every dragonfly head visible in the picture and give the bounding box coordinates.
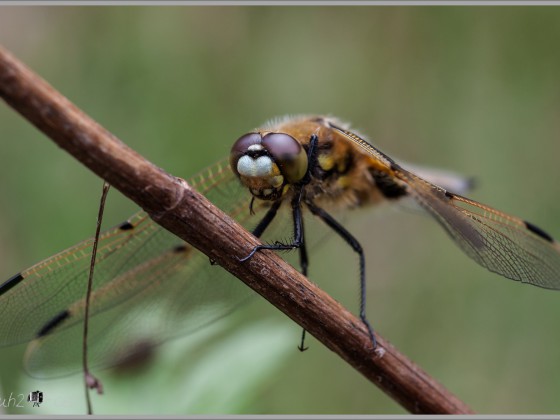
[230,131,308,201]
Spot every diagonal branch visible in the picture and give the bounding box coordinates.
[0,44,473,415]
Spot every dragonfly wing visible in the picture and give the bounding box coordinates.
[1,158,268,376]
[24,237,253,377]
[392,163,474,216]
[396,167,560,290]
[0,211,165,346]
[329,122,560,290]
[398,162,474,196]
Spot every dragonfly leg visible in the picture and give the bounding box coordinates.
[238,187,305,261]
[297,221,309,352]
[251,199,283,238]
[304,199,377,349]
[239,134,318,349]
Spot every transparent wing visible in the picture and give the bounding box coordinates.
[400,162,474,196]
[392,163,474,215]
[332,123,560,290]
[397,169,560,289]
[0,158,286,377]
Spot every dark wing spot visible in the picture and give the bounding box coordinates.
[36,310,70,338]
[110,339,157,375]
[370,169,408,199]
[525,221,554,243]
[118,221,135,231]
[0,272,24,296]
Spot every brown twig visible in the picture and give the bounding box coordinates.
[0,44,474,414]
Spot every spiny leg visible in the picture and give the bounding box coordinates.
[297,218,309,352]
[252,199,283,238]
[305,199,377,349]
[211,198,282,266]
[239,185,305,261]
[240,186,314,350]
[238,134,319,349]
[241,188,312,350]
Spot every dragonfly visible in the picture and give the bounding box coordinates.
[2,115,560,378]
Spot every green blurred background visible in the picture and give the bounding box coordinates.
[1,6,560,415]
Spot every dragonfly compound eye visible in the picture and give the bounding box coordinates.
[230,132,308,200]
[261,133,308,185]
